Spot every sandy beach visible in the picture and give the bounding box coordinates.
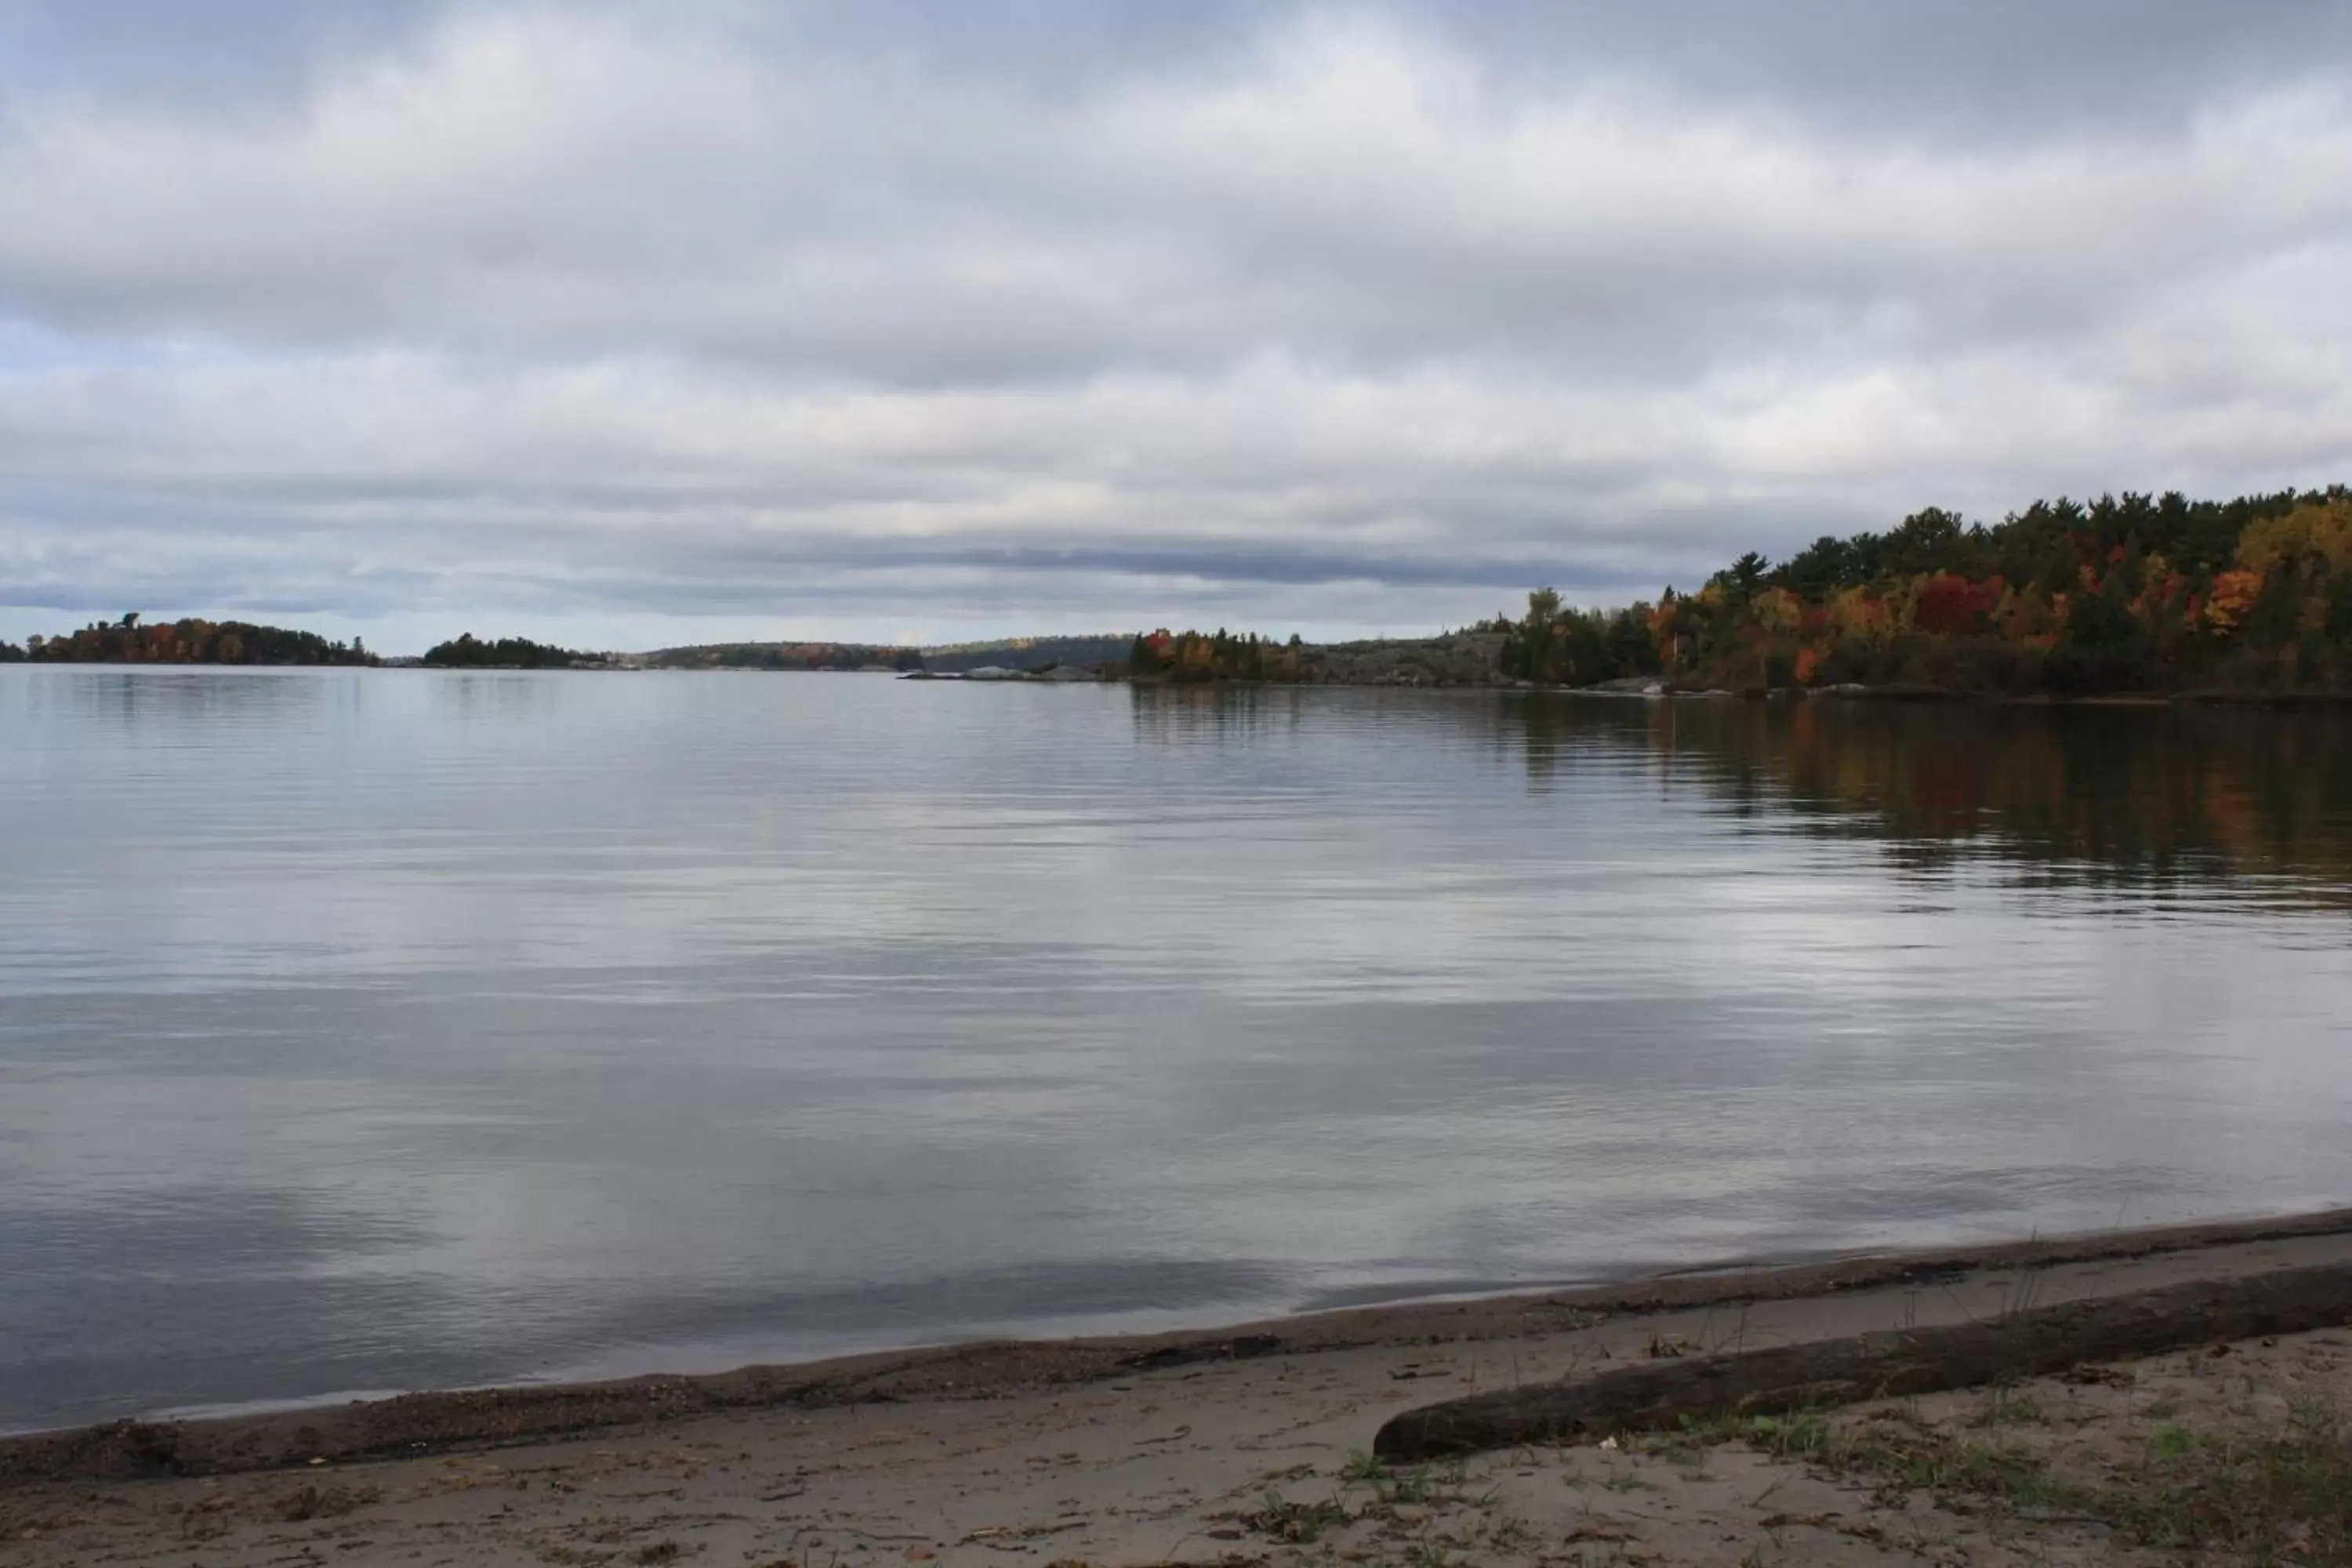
[5,1212,2350,1566]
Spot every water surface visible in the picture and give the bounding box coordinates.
[3,668,2350,1429]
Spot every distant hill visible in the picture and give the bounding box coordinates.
[629,630,1510,685]
[633,634,1132,674]
[1122,627,1508,686]
[641,641,924,672]
[919,635,1132,673]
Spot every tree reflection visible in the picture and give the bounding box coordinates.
[1506,695,2352,902]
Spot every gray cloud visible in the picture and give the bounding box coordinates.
[1,1,2348,650]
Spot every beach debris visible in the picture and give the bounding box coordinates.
[1120,1334,1284,1372]
[1375,1260,2352,1461]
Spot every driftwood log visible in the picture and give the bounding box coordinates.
[1375,1261,2352,1461]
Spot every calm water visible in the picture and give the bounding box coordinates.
[3,668,2350,1430]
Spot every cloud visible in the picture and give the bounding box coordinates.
[0,1,2348,648]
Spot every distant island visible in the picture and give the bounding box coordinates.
[7,485,2346,696]
[0,614,376,666]
[421,633,604,670]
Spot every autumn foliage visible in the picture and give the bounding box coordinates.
[1127,628,1305,683]
[20,614,375,666]
[1503,487,2352,695]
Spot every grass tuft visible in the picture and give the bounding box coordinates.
[2099,1403,2352,1565]
[1248,1489,1348,1544]
[1668,1388,2352,1564]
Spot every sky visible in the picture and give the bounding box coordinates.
[2,2,2350,655]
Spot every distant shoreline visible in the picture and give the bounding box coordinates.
[12,659,2351,706]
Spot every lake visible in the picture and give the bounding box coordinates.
[2,666,2349,1432]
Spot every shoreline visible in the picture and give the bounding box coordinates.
[10,1204,2350,1487]
[15,659,2352,705]
[9,1210,2350,1568]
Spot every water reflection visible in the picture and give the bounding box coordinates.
[2,670,2347,1431]
[1483,695,2352,903]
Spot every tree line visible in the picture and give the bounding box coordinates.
[12,485,2348,695]
[1497,486,2352,695]
[1126,629,1308,683]
[3,614,376,666]
[421,633,601,668]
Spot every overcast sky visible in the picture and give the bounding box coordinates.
[3,1,2350,652]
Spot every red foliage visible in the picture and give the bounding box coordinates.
[1912,573,2002,637]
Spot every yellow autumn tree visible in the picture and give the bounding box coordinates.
[1751,586,1802,633]
[2238,498,2352,578]
[1824,586,1892,647]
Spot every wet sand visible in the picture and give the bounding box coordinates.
[5,1211,2350,1566]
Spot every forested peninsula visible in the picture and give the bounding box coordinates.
[1515,485,2352,696]
[1131,486,2352,696]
